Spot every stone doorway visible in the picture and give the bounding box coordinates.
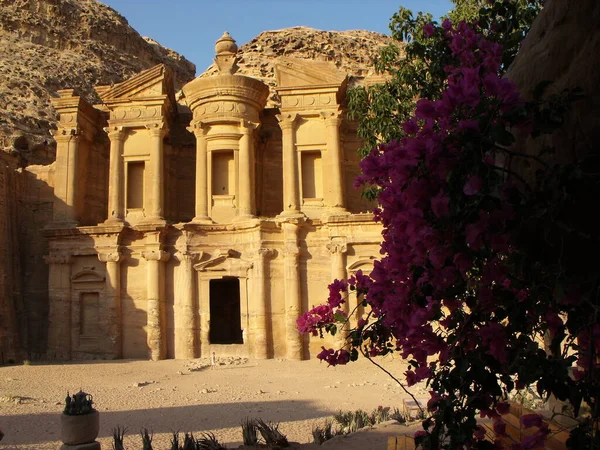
[209,278,243,344]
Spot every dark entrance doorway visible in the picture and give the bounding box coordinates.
[209,278,243,344]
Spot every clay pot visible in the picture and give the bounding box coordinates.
[60,410,99,445]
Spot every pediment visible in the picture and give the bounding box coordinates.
[275,58,347,88]
[95,64,175,103]
[193,249,253,274]
[71,270,105,284]
[347,257,376,273]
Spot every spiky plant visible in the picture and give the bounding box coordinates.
[169,431,179,450]
[196,432,226,450]
[390,407,406,424]
[311,421,334,444]
[241,417,259,446]
[111,426,127,450]
[255,419,288,448]
[182,432,196,450]
[140,428,153,450]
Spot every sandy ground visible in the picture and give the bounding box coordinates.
[0,355,427,450]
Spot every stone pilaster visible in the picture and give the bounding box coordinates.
[52,128,80,226]
[104,126,125,224]
[282,222,303,360]
[277,113,301,215]
[146,122,167,222]
[321,110,345,211]
[45,253,72,359]
[327,241,348,346]
[188,122,211,223]
[173,250,197,359]
[141,248,169,361]
[252,248,275,359]
[97,250,124,359]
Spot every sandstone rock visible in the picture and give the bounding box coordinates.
[0,0,196,161]
[507,0,600,167]
[200,26,396,108]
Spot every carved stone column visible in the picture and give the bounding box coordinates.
[52,128,80,225]
[322,110,345,210]
[142,248,169,360]
[188,122,211,223]
[277,113,300,215]
[98,251,124,359]
[45,253,72,359]
[146,123,167,222]
[237,121,257,219]
[327,241,348,346]
[252,248,274,359]
[104,126,125,223]
[282,222,303,360]
[173,251,197,359]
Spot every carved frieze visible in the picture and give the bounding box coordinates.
[281,93,337,110]
[111,106,163,123]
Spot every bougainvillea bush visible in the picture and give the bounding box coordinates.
[298,3,599,449]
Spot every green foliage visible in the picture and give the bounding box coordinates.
[348,0,543,157]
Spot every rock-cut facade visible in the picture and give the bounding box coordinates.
[45,33,382,361]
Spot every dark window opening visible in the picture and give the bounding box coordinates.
[209,278,242,344]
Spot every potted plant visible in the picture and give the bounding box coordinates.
[61,390,100,446]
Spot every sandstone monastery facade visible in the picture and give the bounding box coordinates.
[44,33,382,361]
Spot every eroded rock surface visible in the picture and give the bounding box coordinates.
[201,26,396,107]
[0,0,196,160]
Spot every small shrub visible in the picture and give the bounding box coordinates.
[140,428,153,450]
[182,432,195,450]
[370,406,391,424]
[196,432,226,450]
[111,426,127,450]
[390,407,406,424]
[312,420,334,444]
[255,419,288,447]
[169,431,179,450]
[241,417,258,446]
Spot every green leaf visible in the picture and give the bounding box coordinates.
[334,311,347,323]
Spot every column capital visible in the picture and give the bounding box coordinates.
[320,109,343,125]
[103,125,125,141]
[51,127,80,143]
[240,119,259,133]
[173,250,203,264]
[98,251,125,263]
[276,112,298,130]
[187,121,208,137]
[145,122,168,138]
[141,249,170,262]
[257,247,276,259]
[327,241,347,255]
[44,253,71,265]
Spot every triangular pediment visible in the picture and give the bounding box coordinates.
[275,58,347,88]
[95,64,174,103]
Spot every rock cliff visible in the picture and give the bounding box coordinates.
[201,26,396,107]
[0,0,196,161]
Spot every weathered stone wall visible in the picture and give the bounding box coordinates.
[0,154,23,363]
[0,154,55,361]
[508,0,600,166]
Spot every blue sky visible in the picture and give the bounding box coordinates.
[101,1,454,75]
